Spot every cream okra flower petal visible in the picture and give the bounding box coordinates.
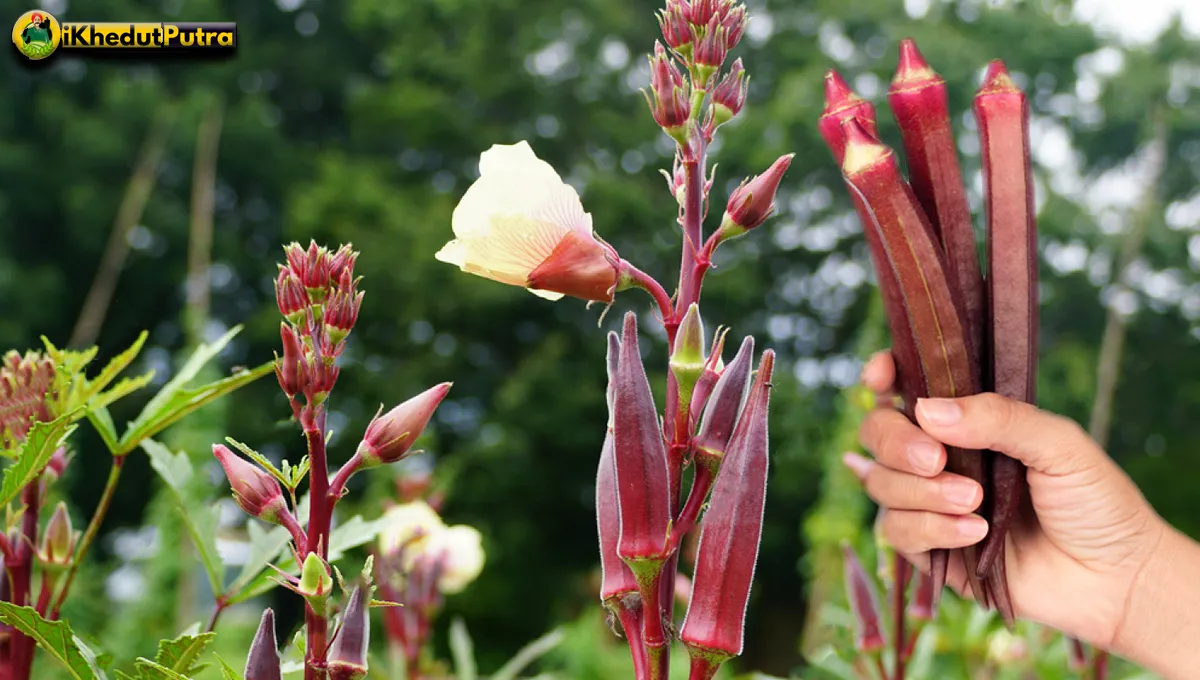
[425,524,486,595]
[378,500,445,557]
[436,141,621,303]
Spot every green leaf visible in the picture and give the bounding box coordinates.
[448,617,477,680]
[142,440,224,593]
[154,630,216,675]
[0,603,103,680]
[490,627,565,680]
[0,414,77,507]
[213,654,242,680]
[87,407,120,455]
[119,360,274,454]
[230,521,292,593]
[133,658,189,680]
[85,331,149,402]
[115,672,138,680]
[92,371,157,411]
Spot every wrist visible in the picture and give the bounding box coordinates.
[1110,519,1200,679]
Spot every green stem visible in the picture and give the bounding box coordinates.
[50,455,125,620]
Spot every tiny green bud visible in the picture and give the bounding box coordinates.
[38,502,75,569]
[299,553,333,612]
[670,304,706,403]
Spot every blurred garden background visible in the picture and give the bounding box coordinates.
[2,0,1199,677]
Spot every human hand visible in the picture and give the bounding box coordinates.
[845,351,1167,649]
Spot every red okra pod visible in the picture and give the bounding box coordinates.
[245,609,282,680]
[820,71,927,419]
[692,335,755,471]
[888,39,986,366]
[841,118,987,605]
[599,333,640,604]
[612,312,672,566]
[328,586,370,680]
[974,61,1035,590]
[680,350,774,667]
[840,542,885,653]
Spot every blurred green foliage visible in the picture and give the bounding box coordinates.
[2,0,1198,677]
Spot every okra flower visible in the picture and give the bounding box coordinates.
[423,524,485,594]
[436,141,621,303]
[378,500,445,556]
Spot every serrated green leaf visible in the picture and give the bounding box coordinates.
[154,630,216,675]
[92,371,156,411]
[87,407,121,455]
[119,359,273,454]
[0,603,102,680]
[213,654,242,680]
[133,658,189,680]
[142,440,223,592]
[228,521,291,595]
[84,331,149,402]
[1,415,77,507]
[137,326,242,420]
[449,617,477,680]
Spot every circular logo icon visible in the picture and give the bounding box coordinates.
[11,10,60,60]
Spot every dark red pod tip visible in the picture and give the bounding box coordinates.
[245,608,282,680]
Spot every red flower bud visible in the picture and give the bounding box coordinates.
[276,323,304,397]
[357,383,452,466]
[841,542,885,653]
[688,327,728,419]
[212,444,286,523]
[328,586,369,680]
[285,240,334,301]
[328,243,359,283]
[689,0,719,26]
[612,313,671,565]
[694,16,728,74]
[245,608,282,680]
[324,278,364,348]
[274,269,310,324]
[645,42,691,140]
[692,335,754,470]
[720,4,747,49]
[710,59,748,127]
[44,446,69,482]
[719,153,794,237]
[657,1,693,52]
[680,350,773,662]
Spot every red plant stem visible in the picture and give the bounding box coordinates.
[277,511,308,557]
[204,597,227,633]
[616,604,650,680]
[9,483,40,680]
[892,554,909,679]
[303,408,331,680]
[667,465,714,553]
[623,262,674,326]
[34,577,54,617]
[1094,650,1109,680]
[327,451,364,506]
[50,455,126,620]
[686,655,721,680]
[637,568,669,680]
[677,145,710,315]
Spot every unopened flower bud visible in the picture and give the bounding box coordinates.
[689,0,719,26]
[356,383,452,466]
[212,444,287,523]
[680,350,773,663]
[692,335,754,471]
[328,243,359,283]
[693,16,727,87]
[275,269,310,325]
[660,153,687,207]
[841,541,885,653]
[670,303,706,401]
[688,327,728,418]
[44,446,69,482]
[710,59,748,127]
[612,313,671,569]
[645,42,691,144]
[297,553,334,612]
[276,323,304,397]
[718,154,794,239]
[245,608,282,680]
[324,270,364,348]
[285,241,334,302]
[328,586,370,680]
[720,3,747,49]
[657,1,693,56]
[38,502,75,568]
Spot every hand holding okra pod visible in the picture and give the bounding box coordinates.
[850,352,1200,680]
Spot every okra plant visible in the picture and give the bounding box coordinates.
[434,1,790,678]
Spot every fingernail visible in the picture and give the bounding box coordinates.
[842,452,873,479]
[942,480,979,508]
[957,516,989,541]
[905,441,941,475]
[917,398,963,426]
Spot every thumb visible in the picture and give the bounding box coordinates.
[914,393,1103,476]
